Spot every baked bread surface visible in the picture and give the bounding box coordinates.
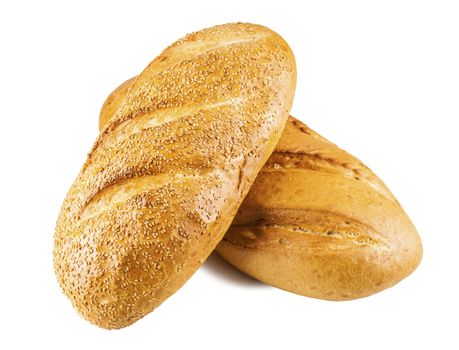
[54,23,296,328]
[100,81,422,301]
[218,117,422,300]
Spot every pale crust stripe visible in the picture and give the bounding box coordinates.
[79,172,198,222]
[98,98,245,154]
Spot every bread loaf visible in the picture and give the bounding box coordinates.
[53,23,296,329]
[219,117,422,300]
[101,75,422,301]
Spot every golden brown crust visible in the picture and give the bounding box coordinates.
[218,117,422,300]
[54,23,296,329]
[98,80,422,301]
[99,77,135,130]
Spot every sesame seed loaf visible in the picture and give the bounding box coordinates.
[101,78,422,301]
[53,23,296,329]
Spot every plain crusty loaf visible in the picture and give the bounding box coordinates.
[100,78,422,300]
[53,23,296,329]
[219,117,422,300]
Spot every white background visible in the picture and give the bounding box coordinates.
[1,0,458,349]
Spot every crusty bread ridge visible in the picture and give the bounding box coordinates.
[54,23,296,329]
